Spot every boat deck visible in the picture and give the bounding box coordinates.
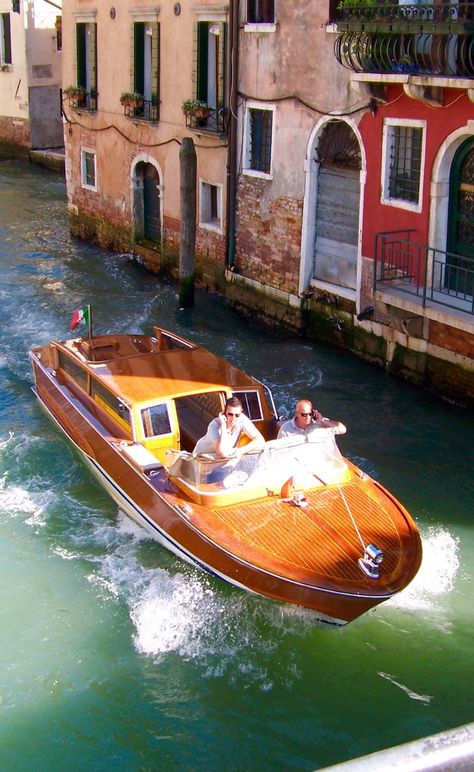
[159,470,417,595]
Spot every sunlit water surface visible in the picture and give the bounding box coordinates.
[0,161,473,771]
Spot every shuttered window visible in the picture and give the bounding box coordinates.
[131,21,160,120]
[193,21,226,109]
[1,13,12,64]
[76,22,97,106]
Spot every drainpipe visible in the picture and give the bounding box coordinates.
[225,0,239,269]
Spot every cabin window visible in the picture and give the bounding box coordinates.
[57,350,88,390]
[142,404,172,438]
[90,378,132,433]
[232,390,263,421]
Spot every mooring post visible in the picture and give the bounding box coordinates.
[179,136,197,307]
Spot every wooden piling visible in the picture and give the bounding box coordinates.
[179,137,197,307]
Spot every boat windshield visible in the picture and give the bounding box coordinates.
[165,430,349,494]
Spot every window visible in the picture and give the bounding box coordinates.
[246,0,275,24]
[91,379,132,433]
[76,21,97,109]
[232,391,263,421]
[191,19,226,132]
[244,104,274,177]
[131,20,160,121]
[57,350,88,391]
[200,181,222,230]
[382,120,425,209]
[142,404,172,438]
[81,149,96,190]
[1,13,12,65]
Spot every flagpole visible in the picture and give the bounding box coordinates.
[87,304,93,345]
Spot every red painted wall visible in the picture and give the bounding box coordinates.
[358,84,474,258]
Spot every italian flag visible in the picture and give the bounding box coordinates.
[70,306,90,331]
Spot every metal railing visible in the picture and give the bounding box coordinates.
[123,99,159,122]
[374,229,474,315]
[334,2,474,32]
[185,107,228,136]
[335,31,474,77]
[62,90,97,113]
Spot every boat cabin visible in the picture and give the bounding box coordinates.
[34,327,279,467]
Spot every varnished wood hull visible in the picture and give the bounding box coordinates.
[30,337,422,625]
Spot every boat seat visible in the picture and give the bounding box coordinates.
[175,392,222,452]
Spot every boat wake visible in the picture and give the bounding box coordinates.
[384,525,459,626]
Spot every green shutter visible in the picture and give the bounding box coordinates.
[197,21,208,102]
[218,22,226,106]
[151,21,160,113]
[89,23,97,94]
[134,22,145,94]
[76,23,86,87]
[2,14,11,64]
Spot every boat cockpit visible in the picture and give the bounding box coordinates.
[165,431,351,507]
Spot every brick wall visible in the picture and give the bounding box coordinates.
[235,176,303,295]
[0,116,30,157]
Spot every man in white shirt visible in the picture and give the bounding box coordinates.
[277,399,346,439]
[193,396,265,458]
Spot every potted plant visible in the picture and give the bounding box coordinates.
[182,99,212,119]
[63,85,86,108]
[120,91,144,109]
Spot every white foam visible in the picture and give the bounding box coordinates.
[387,526,459,617]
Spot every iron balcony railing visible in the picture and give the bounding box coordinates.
[334,2,474,34]
[374,229,474,316]
[62,90,97,113]
[335,30,474,77]
[123,99,159,122]
[185,107,228,136]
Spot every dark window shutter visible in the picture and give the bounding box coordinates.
[134,22,145,94]
[2,14,12,63]
[76,24,86,87]
[197,21,208,101]
[151,21,160,113]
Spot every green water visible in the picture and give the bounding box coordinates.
[0,161,473,770]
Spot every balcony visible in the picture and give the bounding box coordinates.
[374,230,474,316]
[333,2,474,34]
[333,3,474,77]
[123,99,159,122]
[185,107,228,136]
[62,89,97,113]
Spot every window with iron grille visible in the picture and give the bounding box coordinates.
[1,13,12,64]
[245,106,273,175]
[386,124,423,205]
[247,0,274,24]
[131,21,160,121]
[76,22,97,109]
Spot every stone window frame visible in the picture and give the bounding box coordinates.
[381,117,426,213]
[199,179,223,233]
[242,100,275,180]
[80,147,97,191]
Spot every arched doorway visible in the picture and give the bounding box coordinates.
[134,161,161,243]
[447,137,474,296]
[313,121,361,290]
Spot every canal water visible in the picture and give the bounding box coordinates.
[0,160,473,771]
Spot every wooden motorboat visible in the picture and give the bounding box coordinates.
[30,326,422,625]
